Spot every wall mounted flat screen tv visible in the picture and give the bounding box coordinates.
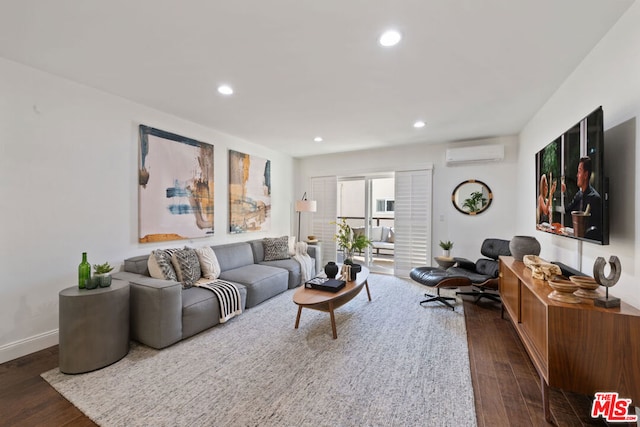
[535,106,609,245]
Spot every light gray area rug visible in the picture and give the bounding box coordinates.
[43,274,476,426]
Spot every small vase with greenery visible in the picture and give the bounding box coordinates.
[333,218,372,264]
[439,240,454,258]
[93,262,114,288]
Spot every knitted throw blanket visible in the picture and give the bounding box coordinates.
[195,279,243,323]
[292,241,315,285]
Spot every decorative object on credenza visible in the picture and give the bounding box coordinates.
[439,240,453,257]
[522,255,561,280]
[294,192,317,242]
[509,236,541,261]
[547,278,581,304]
[324,261,339,279]
[78,252,91,289]
[93,262,114,288]
[593,256,622,308]
[569,275,601,299]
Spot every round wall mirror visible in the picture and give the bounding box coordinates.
[452,180,493,215]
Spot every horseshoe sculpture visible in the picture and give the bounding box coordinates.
[593,256,622,287]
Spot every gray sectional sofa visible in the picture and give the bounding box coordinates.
[113,239,321,349]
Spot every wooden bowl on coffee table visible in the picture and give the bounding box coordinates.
[569,275,601,299]
[548,279,581,303]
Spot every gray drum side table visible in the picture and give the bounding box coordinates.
[59,279,130,374]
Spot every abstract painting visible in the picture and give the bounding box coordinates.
[228,149,271,233]
[138,125,214,243]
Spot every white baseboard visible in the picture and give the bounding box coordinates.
[0,329,59,364]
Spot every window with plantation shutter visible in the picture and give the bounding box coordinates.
[394,168,432,277]
[311,176,338,264]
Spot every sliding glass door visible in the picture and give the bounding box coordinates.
[311,165,431,278]
[337,174,394,274]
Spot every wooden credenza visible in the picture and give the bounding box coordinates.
[499,256,640,422]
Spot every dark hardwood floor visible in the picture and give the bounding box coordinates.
[0,297,629,426]
[462,296,627,427]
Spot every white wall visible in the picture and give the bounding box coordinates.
[517,2,640,309]
[0,58,295,363]
[295,135,519,263]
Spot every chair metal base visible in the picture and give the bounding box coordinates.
[420,289,456,310]
[456,285,501,304]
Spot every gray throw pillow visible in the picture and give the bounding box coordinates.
[172,248,201,288]
[263,236,291,261]
[153,249,178,281]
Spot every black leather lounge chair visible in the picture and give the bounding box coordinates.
[410,238,511,309]
[450,238,511,303]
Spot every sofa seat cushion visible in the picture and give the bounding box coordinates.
[446,266,493,284]
[259,258,302,289]
[219,264,288,308]
[372,241,394,250]
[181,284,247,340]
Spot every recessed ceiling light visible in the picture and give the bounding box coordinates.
[217,84,234,95]
[413,120,426,128]
[379,30,402,47]
[313,136,324,143]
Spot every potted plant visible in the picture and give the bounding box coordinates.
[333,218,372,264]
[439,240,454,258]
[93,262,114,288]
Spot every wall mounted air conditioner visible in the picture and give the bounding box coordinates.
[445,144,504,165]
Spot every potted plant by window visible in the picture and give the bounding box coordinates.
[439,240,454,258]
[93,262,114,288]
[333,218,372,279]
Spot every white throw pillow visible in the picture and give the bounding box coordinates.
[147,253,166,279]
[195,246,221,279]
[288,236,296,256]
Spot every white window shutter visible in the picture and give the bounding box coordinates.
[394,168,432,277]
[311,176,338,265]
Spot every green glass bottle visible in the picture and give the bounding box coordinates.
[78,252,91,289]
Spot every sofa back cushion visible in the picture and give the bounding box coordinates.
[124,255,151,276]
[480,238,511,260]
[211,242,255,272]
[249,240,265,263]
[369,226,383,242]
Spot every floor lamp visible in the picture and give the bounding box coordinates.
[295,192,317,242]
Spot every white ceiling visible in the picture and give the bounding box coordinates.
[0,0,634,157]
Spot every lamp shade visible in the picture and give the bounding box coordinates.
[295,200,317,212]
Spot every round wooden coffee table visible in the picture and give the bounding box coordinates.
[293,266,370,339]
